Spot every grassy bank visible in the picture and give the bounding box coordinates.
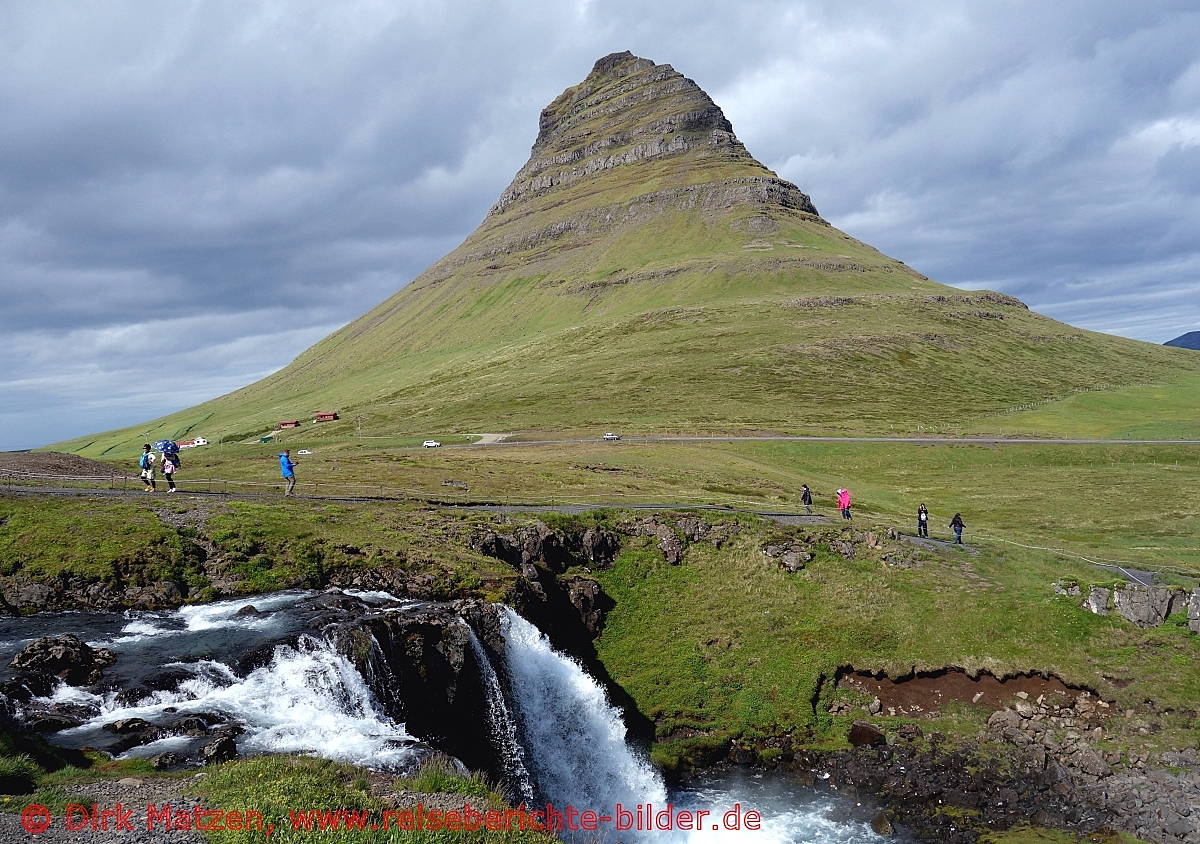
[21,436,1199,575]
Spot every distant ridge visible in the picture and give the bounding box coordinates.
[1165,331,1200,350]
[51,52,1200,455]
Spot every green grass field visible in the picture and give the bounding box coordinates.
[51,436,1199,576]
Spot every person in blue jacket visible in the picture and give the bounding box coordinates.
[280,450,297,496]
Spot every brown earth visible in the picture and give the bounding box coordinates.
[0,451,125,479]
[836,667,1100,716]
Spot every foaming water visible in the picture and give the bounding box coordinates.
[467,627,534,803]
[56,636,418,770]
[671,769,890,844]
[500,608,667,812]
[176,591,307,632]
[104,591,310,646]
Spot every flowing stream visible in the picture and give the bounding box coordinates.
[0,591,893,842]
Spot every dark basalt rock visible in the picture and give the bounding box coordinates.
[326,601,500,777]
[581,528,622,569]
[201,736,238,765]
[565,576,612,637]
[149,752,188,771]
[847,720,885,747]
[113,665,200,707]
[472,523,622,572]
[23,712,84,733]
[8,634,116,686]
[103,717,152,734]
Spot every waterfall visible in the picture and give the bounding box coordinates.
[466,626,535,803]
[499,607,667,813]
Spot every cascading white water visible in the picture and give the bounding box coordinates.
[9,593,888,843]
[466,626,535,803]
[59,634,419,770]
[499,607,667,813]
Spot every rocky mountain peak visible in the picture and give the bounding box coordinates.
[487,51,816,219]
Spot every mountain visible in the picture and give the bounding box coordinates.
[56,52,1200,455]
[1165,331,1200,350]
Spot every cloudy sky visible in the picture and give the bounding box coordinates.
[3,1,1199,450]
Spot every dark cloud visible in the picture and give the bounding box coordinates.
[2,1,1199,449]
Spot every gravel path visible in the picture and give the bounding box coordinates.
[0,777,204,843]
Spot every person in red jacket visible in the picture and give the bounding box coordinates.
[837,488,852,520]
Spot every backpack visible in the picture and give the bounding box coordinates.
[139,453,151,469]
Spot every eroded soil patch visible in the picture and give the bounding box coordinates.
[836,666,1094,716]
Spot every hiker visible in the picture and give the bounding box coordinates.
[837,488,852,520]
[950,513,965,544]
[138,444,156,492]
[162,451,180,493]
[917,503,929,538]
[801,484,813,515]
[280,450,297,496]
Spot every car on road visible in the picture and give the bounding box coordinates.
[423,440,441,448]
[602,432,621,441]
[297,449,313,455]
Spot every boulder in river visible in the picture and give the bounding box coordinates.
[8,634,115,685]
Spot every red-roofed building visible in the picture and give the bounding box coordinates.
[314,411,339,423]
[279,420,300,429]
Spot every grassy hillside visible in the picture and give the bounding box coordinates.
[49,52,1200,458]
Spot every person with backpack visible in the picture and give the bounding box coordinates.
[950,513,965,544]
[162,451,180,493]
[801,484,813,515]
[138,444,156,492]
[280,450,297,496]
[917,503,929,538]
[837,488,852,520]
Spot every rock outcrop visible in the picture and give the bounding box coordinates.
[487,52,817,221]
[471,522,622,572]
[8,634,115,686]
[1112,585,1187,628]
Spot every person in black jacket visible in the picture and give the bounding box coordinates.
[801,484,813,515]
[950,513,965,544]
[917,503,929,538]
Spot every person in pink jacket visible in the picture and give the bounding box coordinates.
[837,488,852,520]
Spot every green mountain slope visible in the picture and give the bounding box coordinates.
[56,52,1200,456]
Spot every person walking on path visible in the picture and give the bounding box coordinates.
[801,484,813,515]
[162,451,180,493]
[837,488,852,520]
[280,450,297,496]
[138,444,156,492]
[950,513,965,544]
[917,504,929,538]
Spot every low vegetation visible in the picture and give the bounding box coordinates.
[191,756,545,844]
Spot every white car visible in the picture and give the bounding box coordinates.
[602,432,621,441]
[423,440,442,448]
[297,449,313,455]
